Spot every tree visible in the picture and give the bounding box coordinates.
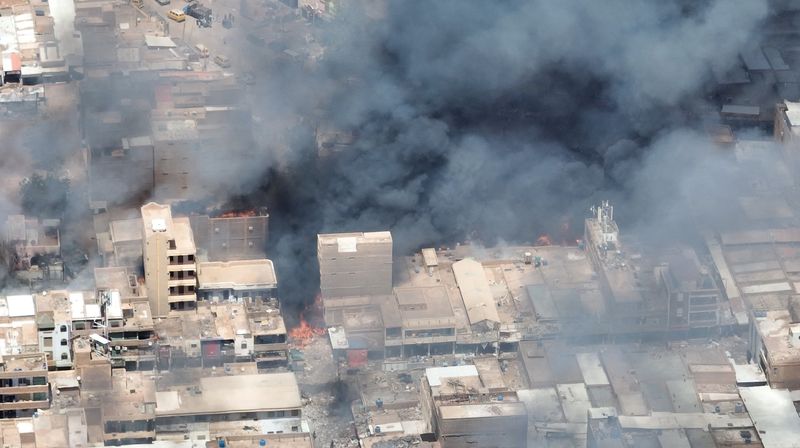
[19,172,70,218]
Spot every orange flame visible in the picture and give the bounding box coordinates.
[289,294,325,347]
[289,316,325,347]
[218,209,257,218]
[536,234,553,246]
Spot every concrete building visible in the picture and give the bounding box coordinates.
[154,373,303,434]
[384,286,457,359]
[92,370,156,446]
[0,353,49,418]
[247,298,289,367]
[141,202,197,316]
[584,202,644,314]
[318,231,393,298]
[655,249,722,330]
[4,215,62,280]
[154,301,287,368]
[189,210,269,262]
[420,365,527,448]
[106,299,156,371]
[197,259,277,302]
[749,310,800,389]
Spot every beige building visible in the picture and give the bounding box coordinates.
[190,210,269,262]
[420,365,527,448]
[318,231,393,298]
[197,259,277,302]
[749,309,800,389]
[155,373,303,434]
[0,353,50,419]
[141,203,197,316]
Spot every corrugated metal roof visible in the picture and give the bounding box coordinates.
[452,258,500,325]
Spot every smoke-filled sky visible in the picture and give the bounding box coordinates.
[252,0,770,304]
[0,0,772,302]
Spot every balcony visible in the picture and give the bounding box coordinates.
[167,263,196,272]
[168,278,197,287]
[167,293,197,303]
[0,399,49,411]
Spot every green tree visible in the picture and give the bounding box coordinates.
[19,172,70,218]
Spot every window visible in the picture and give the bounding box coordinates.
[43,337,52,348]
[168,239,176,250]
[60,339,68,346]
[61,353,68,360]
[240,342,247,349]
[188,255,194,262]
[290,409,299,416]
[59,325,67,332]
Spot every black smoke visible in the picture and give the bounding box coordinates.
[251,0,769,307]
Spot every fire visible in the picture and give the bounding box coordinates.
[289,294,325,346]
[218,209,257,218]
[289,316,325,346]
[536,234,553,246]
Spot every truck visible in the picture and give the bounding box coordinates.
[184,3,212,28]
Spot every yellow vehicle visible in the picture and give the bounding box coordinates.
[132,0,143,8]
[168,9,185,22]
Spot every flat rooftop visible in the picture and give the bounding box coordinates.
[754,310,800,366]
[141,202,173,237]
[110,218,143,243]
[197,259,277,291]
[739,385,800,448]
[155,373,301,417]
[394,286,455,328]
[318,231,392,246]
[438,402,526,420]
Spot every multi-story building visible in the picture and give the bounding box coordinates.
[317,231,393,298]
[0,353,49,418]
[655,249,722,331]
[154,301,287,367]
[196,259,277,302]
[247,299,288,367]
[4,215,62,281]
[749,309,800,389]
[154,373,303,437]
[420,365,527,448]
[383,286,457,359]
[141,202,197,316]
[77,369,156,446]
[33,291,75,369]
[189,209,269,262]
[106,299,156,371]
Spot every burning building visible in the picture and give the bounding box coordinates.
[189,208,269,262]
